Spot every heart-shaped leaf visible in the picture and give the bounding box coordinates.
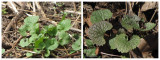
[58,31,70,46]
[45,38,59,50]
[121,15,140,31]
[90,9,112,24]
[109,34,140,53]
[19,38,30,47]
[84,48,97,57]
[88,21,113,46]
[141,22,156,31]
[121,15,156,32]
[57,19,71,32]
[72,36,81,51]
[19,16,39,36]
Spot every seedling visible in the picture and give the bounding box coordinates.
[2,48,5,54]
[18,16,81,57]
[2,8,7,15]
[121,15,156,32]
[85,9,156,57]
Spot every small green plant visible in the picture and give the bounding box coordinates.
[2,8,7,15]
[18,16,81,57]
[83,39,96,57]
[2,48,5,54]
[85,9,156,57]
[121,15,156,32]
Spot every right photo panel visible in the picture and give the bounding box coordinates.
[83,2,158,58]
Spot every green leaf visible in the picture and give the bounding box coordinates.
[59,31,70,46]
[19,16,39,36]
[29,23,39,35]
[45,38,59,50]
[35,35,44,48]
[38,42,46,50]
[2,8,7,15]
[46,25,57,36]
[90,9,112,24]
[26,52,33,57]
[29,34,38,43]
[88,21,113,46]
[141,22,156,31]
[85,39,94,47]
[2,48,5,54]
[19,38,30,47]
[33,48,41,54]
[24,16,39,25]
[121,15,140,31]
[84,48,97,57]
[72,36,81,50]
[44,49,50,57]
[109,34,140,53]
[57,19,71,31]
[19,25,27,36]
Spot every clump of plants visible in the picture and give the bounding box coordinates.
[18,16,81,57]
[84,9,156,57]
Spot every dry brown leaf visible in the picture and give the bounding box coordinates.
[141,2,157,11]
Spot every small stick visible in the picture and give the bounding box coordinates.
[125,2,128,15]
[64,10,81,14]
[63,46,69,55]
[59,52,81,58]
[35,2,46,18]
[72,14,81,27]
[32,1,36,15]
[9,1,19,14]
[100,52,121,57]
[150,8,157,22]
[12,36,23,49]
[70,27,81,32]
[4,2,26,33]
[73,2,77,12]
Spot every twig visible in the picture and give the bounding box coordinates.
[150,8,157,22]
[2,34,13,46]
[72,14,81,27]
[18,49,37,53]
[33,1,36,12]
[9,1,19,14]
[4,2,26,33]
[100,52,121,57]
[70,27,81,32]
[51,52,58,58]
[63,46,69,55]
[59,52,81,58]
[35,2,46,18]
[64,10,81,14]
[73,2,76,12]
[32,1,36,15]
[125,2,128,15]
[12,36,23,49]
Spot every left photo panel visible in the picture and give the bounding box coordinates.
[2,1,81,58]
